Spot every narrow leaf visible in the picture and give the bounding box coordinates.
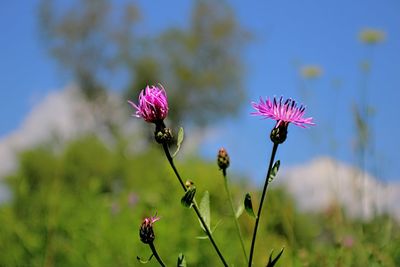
[244,193,256,218]
[172,127,184,157]
[212,219,223,233]
[177,127,184,146]
[137,254,153,264]
[196,220,222,239]
[181,187,196,208]
[266,248,284,267]
[268,160,280,183]
[199,191,211,231]
[235,204,244,219]
[177,253,187,267]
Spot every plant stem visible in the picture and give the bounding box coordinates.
[248,143,279,267]
[222,170,249,263]
[162,143,228,267]
[149,242,166,267]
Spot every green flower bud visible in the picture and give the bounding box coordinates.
[154,127,173,144]
[270,124,288,144]
[217,148,230,171]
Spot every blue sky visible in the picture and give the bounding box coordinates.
[1,0,399,182]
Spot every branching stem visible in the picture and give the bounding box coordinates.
[162,143,228,267]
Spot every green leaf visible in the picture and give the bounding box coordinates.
[196,219,222,239]
[181,187,196,208]
[172,127,184,157]
[235,203,244,219]
[266,248,284,267]
[199,191,211,232]
[177,253,187,267]
[211,219,222,233]
[268,160,280,183]
[244,193,256,218]
[137,254,153,264]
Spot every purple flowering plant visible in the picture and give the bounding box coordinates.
[128,84,169,124]
[251,96,314,129]
[130,85,314,266]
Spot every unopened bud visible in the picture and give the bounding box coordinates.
[154,128,173,144]
[270,124,288,144]
[217,148,230,171]
[185,180,194,189]
[139,215,160,244]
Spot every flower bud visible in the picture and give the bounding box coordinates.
[154,127,173,144]
[139,215,160,244]
[217,148,230,171]
[270,124,288,144]
[185,180,194,189]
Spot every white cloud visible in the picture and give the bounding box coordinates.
[0,85,141,180]
[0,86,90,178]
[277,157,400,221]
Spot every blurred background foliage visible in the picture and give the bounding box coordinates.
[0,0,398,266]
[38,0,248,127]
[1,135,399,266]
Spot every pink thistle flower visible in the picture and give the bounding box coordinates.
[142,215,160,227]
[128,84,169,123]
[139,215,160,244]
[251,96,314,128]
[342,235,355,248]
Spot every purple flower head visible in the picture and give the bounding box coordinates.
[139,215,160,244]
[128,84,169,123]
[251,96,314,128]
[142,215,160,225]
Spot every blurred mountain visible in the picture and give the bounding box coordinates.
[278,157,400,221]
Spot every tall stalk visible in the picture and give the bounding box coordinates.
[222,170,248,263]
[162,143,228,267]
[149,242,166,267]
[248,143,279,267]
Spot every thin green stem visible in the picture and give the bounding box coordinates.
[149,242,166,267]
[222,171,249,263]
[248,143,279,267]
[162,143,228,267]
[162,143,187,190]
